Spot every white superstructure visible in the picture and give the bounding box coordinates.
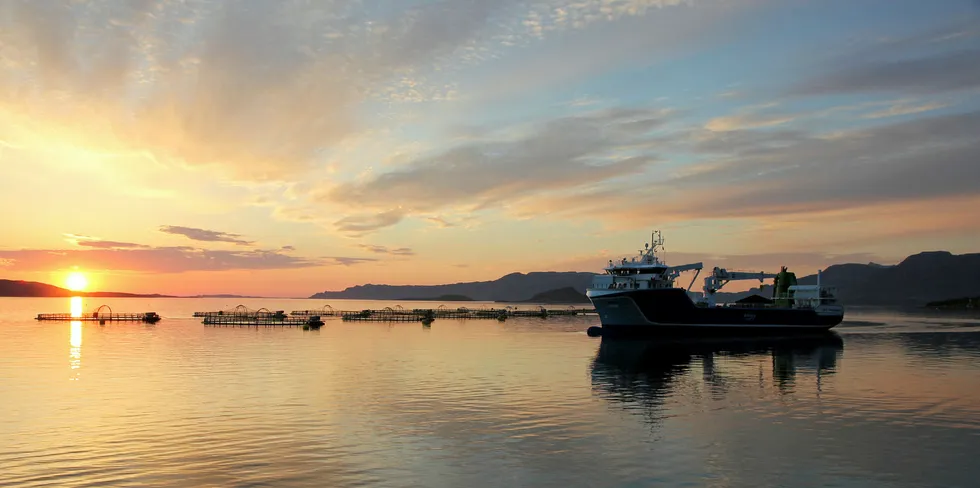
[586,231,703,299]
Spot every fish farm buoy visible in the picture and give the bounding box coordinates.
[587,326,602,337]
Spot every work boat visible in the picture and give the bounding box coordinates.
[586,231,845,337]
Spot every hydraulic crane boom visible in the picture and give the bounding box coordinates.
[702,267,778,307]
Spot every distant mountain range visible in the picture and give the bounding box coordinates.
[797,251,980,306]
[311,272,597,302]
[311,251,980,307]
[517,287,591,304]
[5,250,978,306]
[396,294,475,301]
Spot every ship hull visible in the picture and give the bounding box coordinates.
[587,288,843,338]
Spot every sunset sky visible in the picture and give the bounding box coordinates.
[1,0,978,297]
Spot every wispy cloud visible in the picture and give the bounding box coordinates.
[0,0,540,181]
[333,209,407,236]
[0,246,324,273]
[705,113,796,132]
[512,109,980,224]
[159,226,254,246]
[322,106,667,232]
[324,257,380,266]
[425,216,458,228]
[792,49,980,96]
[64,234,149,249]
[357,245,416,256]
[704,101,796,132]
[860,101,948,119]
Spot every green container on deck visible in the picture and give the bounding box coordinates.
[774,268,797,307]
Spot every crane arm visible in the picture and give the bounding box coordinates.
[664,262,703,293]
[701,267,779,307]
[668,262,703,274]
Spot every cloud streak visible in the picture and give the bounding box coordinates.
[860,101,948,119]
[511,109,980,224]
[64,234,150,249]
[159,226,254,246]
[323,106,666,232]
[0,246,322,273]
[0,0,535,181]
[792,49,980,96]
[357,245,416,256]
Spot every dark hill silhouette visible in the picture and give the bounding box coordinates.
[796,251,980,306]
[311,272,597,302]
[396,294,474,301]
[695,251,980,306]
[516,287,591,304]
[0,279,173,298]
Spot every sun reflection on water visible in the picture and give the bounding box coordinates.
[69,321,82,380]
[70,296,83,318]
[70,297,82,380]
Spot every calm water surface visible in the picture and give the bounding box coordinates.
[2,298,980,487]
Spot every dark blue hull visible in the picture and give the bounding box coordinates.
[588,288,843,337]
[597,323,837,338]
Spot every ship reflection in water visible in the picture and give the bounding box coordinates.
[591,333,843,415]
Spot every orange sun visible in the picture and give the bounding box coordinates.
[66,272,88,292]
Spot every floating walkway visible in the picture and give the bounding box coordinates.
[341,308,433,322]
[295,304,594,319]
[290,305,342,317]
[199,303,596,326]
[36,305,161,324]
[203,314,324,329]
[334,305,596,323]
[193,305,288,319]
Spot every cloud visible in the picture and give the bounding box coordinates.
[0,0,533,181]
[322,106,666,231]
[513,109,980,224]
[705,113,796,132]
[691,129,807,154]
[664,111,980,216]
[357,245,416,256]
[333,209,407,236]
[324,257,380,266]
[0,246,325,273]
[463,0,760,103]
[793,49,980,96]
[64,234,149,249]
[703,101,797,132]
[425,216,458,228]
[159,226,254,246]
[860,102,948,119]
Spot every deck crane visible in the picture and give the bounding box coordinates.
[701,267,778,308]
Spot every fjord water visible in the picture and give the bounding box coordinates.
[2,298,979,487]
